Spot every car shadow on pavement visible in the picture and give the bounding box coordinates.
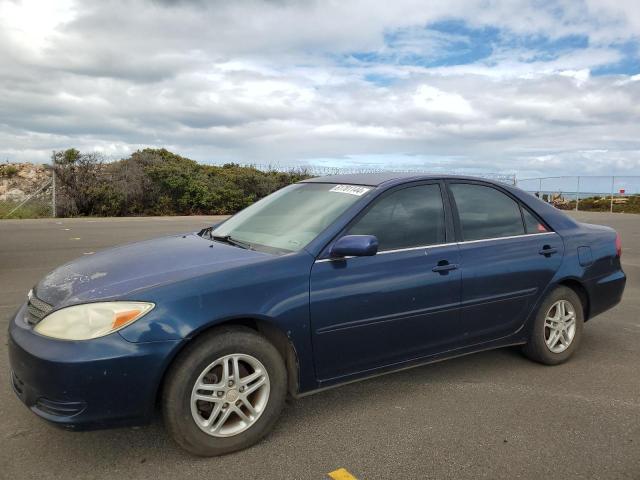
[12,347,527,455]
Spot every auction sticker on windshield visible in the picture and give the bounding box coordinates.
[329,185,371,196]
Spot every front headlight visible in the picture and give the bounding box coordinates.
[34,302,155,340]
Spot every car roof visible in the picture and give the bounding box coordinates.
[300,172,504,187]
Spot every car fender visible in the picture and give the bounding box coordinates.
[117,250,319,392]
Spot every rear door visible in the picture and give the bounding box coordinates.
[309,182,462,381]
[447,181,564,344]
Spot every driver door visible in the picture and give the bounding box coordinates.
[309,182,462,382]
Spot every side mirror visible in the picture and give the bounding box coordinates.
[331,235,378,257]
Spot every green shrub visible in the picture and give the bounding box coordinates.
[48,148,311,217]
[0,164,19,177]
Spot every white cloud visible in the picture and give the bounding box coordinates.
[0,0,76,52]
[0,0,638,177]
[413,85,475,117]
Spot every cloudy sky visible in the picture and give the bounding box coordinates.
[1,0,639,177]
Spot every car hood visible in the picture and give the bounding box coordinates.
[34,233,271,307]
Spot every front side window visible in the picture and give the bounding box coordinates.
[450,183,525,241]
[211,183,371,253]
[347,184,446,251]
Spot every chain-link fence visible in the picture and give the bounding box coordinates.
[247,163,517,184]
[6,164,639,218]
[1,162,517,219]
[0,165,55,219]
[515,176,640,213]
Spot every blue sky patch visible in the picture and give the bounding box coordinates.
[509,33,589,62]
[353,20,498,70]
[592,41,640,75]
[349,18,636,85]
[363,73,397,87]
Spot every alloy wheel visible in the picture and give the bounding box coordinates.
[544,299,577,354]
[190,353,270,437]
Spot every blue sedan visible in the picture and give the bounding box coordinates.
[9,173,626,456]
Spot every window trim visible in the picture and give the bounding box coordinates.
[314,231,557,263]
[445,180,552,243]
[318,180,453,258]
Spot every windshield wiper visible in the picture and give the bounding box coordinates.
[198,226,213,238]
[211,234,253,250]
[197,227,253,250]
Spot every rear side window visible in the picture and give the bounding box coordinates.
[450,183,525,241]
[522,207,548,234]
[347,184,445,251]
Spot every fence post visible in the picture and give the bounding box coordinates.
[51,167,56,218]
[539,178,542,198]
[575,176,580,211]
[610,176,615,213]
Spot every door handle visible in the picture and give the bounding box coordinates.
[538,246,558,256]
[432,261,458,273]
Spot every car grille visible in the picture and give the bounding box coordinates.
[26,293,53,326]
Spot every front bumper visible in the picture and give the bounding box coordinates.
[8,303,180,430]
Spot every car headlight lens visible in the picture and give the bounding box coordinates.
[34,302,155,340]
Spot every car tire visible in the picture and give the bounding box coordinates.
[522,286,584,365]
[162,326,287,456]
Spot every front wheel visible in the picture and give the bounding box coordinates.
[162,326,287,456]
[522,286,584,365]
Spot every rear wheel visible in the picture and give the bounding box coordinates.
[522,286,584,365]
[162,326,287,456]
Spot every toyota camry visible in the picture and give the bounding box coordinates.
[9,173,626,456]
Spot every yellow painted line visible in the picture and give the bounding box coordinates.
[328,468,358,480]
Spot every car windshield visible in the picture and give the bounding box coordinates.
[210,183,372,253]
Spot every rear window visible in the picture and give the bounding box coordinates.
[450,183,525,241]
[522,208,548,234]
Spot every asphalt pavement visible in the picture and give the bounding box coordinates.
[1,212,638,479]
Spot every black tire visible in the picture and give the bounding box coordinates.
[522,286,584,365]
[162,326,287,456]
